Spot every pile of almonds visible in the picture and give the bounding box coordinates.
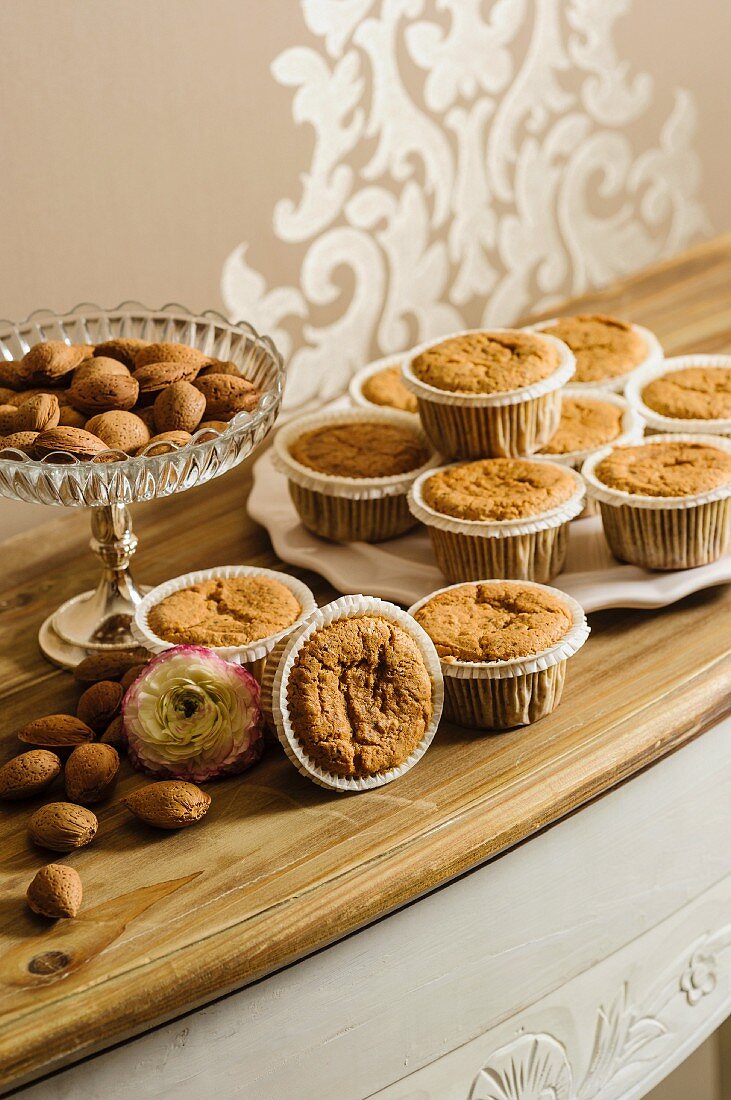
[0,649,211,920]
[0,338,261,461]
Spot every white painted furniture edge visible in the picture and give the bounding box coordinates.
[18,717,731,1099]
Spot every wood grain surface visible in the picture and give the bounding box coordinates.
[2,234,731,1091]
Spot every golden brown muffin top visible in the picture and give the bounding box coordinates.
[289,421,429,478]
[595,441,731,497]
[413,582,573,663]
[148,576,301,647]
[361,365,418,413]
[539,396,625,455]
[422,458,577,521]
[411,331,561,394]
[542,315,647,383]
[641,367,731,420]
[287,615,433,778]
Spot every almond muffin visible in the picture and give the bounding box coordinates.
[539,396,625,456]
[402,329,574,459]
[625,358,731,436]
[274,408,438,542]
[410,580,588,728]
[538,315,651,386]
[350,361,418,414]
[583,434,731,569]
[409,457,585,583]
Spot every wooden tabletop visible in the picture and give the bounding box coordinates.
[2,235,731,1091]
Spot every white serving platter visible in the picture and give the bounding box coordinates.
[249,448,731,613]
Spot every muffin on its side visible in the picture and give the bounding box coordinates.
[408,456,585,583]
[261,595,444,790]
[401,328,574,459]
[583,434,731,569]
[274,407,439,542]
[410,580,589,729]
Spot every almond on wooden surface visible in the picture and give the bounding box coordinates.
[28,803,98,852]
[0,750,62,800]
[122,781,211,829]
[17,715,95,749]
[26,864,83,919]
[64,743,120,804]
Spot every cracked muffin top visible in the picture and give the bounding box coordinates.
[539,396,625,455]
[148,576,301,646]
[289,421,429,478]
[421,458,577,521]
[413,582,573,663]
[361,364,418,413]
[542,315,647,383]
[641,367,731,420]
[286,614,433,778]
[410,331,561,394]
[594,440,731,497]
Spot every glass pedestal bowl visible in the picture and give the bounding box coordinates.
[0,303,284,668]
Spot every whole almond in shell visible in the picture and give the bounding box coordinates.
[100,715,125,749]
[134,342,208,371]
[8,388,45,407]
[77,680,124,733]
[153,380,206,433]
[140,430,192,456]
[74,648,149,685]
[85,411,150,454]
[94,338,149,368]
[0,361,23,390]
[68,372,139,414]
[123,781,211,829]
[18,714,95,749]
[19,342,86,385]
[134,405,157,432]
[26,864,83,918]
[0,405,18,433]
[0,750,62,800]
[34,426,108,461]
[0,386,17,403]
[29,802,98,851]
[0,431,39,456]
[58,404,87,428]
[193,374,259,420]
[73,356,131,385]
[119,662,147,692]
[133,361,200,401]
[199,359,240,377]
[15,393,60,432]
[65,743,120,804]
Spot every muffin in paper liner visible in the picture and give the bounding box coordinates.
[272,406,441,542]
[407,461,586,584]
[532,387,645,517]
[132,565,317,681]
[582,432,731,570]
[408,581,589,730]
[526,317,663,393]
[401,328,575,460]
[348,354,419,416]
[625,354,731,437]
[263,594,444,792]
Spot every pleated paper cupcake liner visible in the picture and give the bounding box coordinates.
[132,565,318,677]
[583,433,731,570]
[400,328,574,459]
[426,524,569,583]
[526,318,663,393]
[288,482,417,542]
[267,594,444,792]
[624,354,731,436]
[408,580,589,730]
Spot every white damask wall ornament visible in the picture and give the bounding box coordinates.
[221,0,709,411]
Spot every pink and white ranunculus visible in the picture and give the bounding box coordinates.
[123,646,263,782]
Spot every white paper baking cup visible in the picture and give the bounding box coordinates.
[272,406,440,499]
[401,328,575,407]
[408,580,589,681]
[625,354,731,435]
[349,355,418,415]
[532,387,645,471]
[132,565,318,666]
[408,460,586,538]
[526,317,663,393]
[582,433,731,510]
[267,594,444,792]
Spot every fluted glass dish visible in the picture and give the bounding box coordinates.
[0,302,285,667]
